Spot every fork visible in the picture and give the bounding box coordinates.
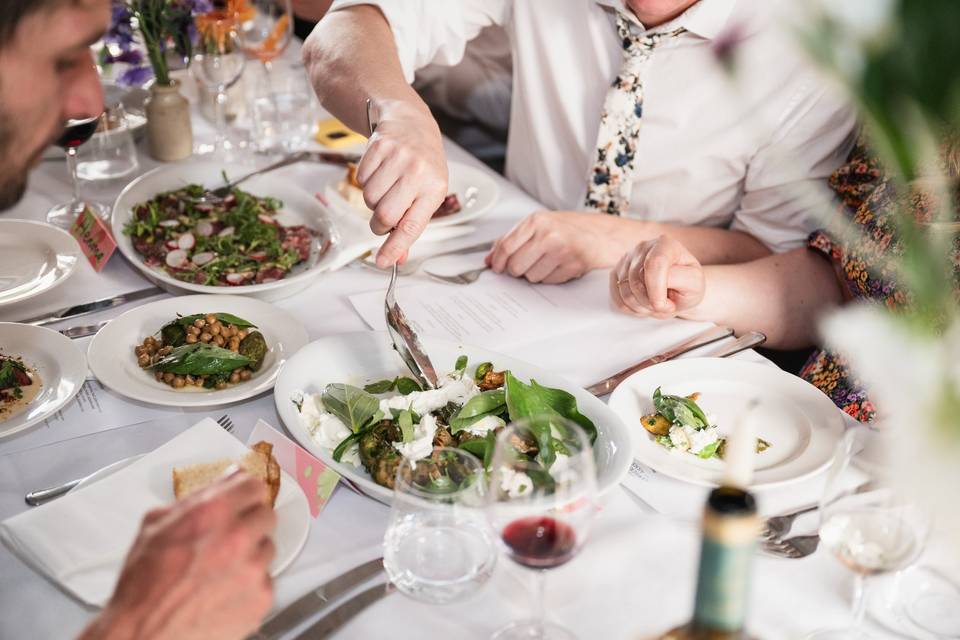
[760,533,820,559]
[758,502,820,540]
[422,265,489,285]
[24,414,235,506]
[359,241,494,277]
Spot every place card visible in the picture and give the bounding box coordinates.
[70,207,117,272]
[247,419,340,518]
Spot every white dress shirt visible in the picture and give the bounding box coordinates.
[331,0,857,252]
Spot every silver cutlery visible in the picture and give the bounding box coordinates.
[586,325,734,396]
[59,321,108,339]
[703,330,767,358]
[384,263,440,390]
[249,557,385,639]
[760,533,820,559]
[205,150,362,201]
[21,286,165,326]
[759,502,820,541]
[24,415,234,506]
[292,580,395,639]
[422,265,489,285]
[359,241,494,277]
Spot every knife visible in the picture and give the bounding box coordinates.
[292,581,394,639]
[21,286,164,326]
[249,557,385,639]
[585,325,734,396]
[703,331,767,358]
[59,321,109,339]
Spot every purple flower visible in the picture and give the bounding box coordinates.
[117,65,153,87]
[103,48,144,65]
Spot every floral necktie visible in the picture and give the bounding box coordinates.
[585,14,686,215]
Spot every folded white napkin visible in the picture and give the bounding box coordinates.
[0,418,250,607]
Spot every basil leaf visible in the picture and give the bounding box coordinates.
[395,377,422,395]
[450,390,506,433]
[363,409,385,430]
[149,343,253,375]
[455,355,468,373]
[459,438,488,459]
[697,440,722,459]
[504,372,556,467]
[653,387,708,429]
[333,432,361,462]
[172,313,257,329]
[474,362,493,381]
[398,409,415,443]
[529,380,597,444]
[321,384,381,433]
[483,431,496,470]
[364,378,397,394]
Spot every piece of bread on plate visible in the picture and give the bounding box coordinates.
[172,441,281,507]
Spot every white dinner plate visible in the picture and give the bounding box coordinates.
[0,220,80,308]
[0,323,86,439]
[87,295,308,408]
[274,332,633,505]
[323,160,499,228]
[608,358,845,489]
[71,453,310,577]
[111,161,342,301]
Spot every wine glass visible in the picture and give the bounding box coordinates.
[486,417,598,640]
[383,447,497,604]
[193,12,246,158]
[805,429,930,640]
[46,114,111,229]
[235,0,293,88]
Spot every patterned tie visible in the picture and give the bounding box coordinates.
[585,14,685,215]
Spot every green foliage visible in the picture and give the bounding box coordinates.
[149,343,253,375]
[321,384,382,434]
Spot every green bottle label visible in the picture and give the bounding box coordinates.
[692,536,754,631]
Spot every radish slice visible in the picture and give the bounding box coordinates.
[218,226,235,237]
[166,249,188,269]
[257,213,275,225]
[158,219,180,228]
[166,240,178,250]
[195,221,214,237]
[192,251,215,266]
[177,232,195,250]
[225,272,246,284]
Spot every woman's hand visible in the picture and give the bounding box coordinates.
[610,235,705,319]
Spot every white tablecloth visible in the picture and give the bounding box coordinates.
[0,55,918,640]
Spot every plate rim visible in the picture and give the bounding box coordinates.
[0,322,87,439]
[110,161,338,297]
[86,294,309,408]
[0,219,81,308]
[609,356,846,489]
[273,330,632,504]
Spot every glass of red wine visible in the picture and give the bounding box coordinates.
[46,114,111,229]
[486,417,598,640]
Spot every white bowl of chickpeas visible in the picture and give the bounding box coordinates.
[88,296,309,407]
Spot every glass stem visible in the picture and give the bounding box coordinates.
[533,569,547,637]
[851,573,869,629]
[66,147,80,208]
[214,89,228,152]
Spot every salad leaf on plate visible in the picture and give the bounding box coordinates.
[697,440,722,459]
[364,378,397,394]
[450,389,506,433]
[653,387,709,429]
[455,355,469,373]
[398,409,415,443]
[149,343,254,376]
[395,377,422,395]
[322,383,381,433]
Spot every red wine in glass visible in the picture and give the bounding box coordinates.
[56,116,100,150]
[502,516,577,569]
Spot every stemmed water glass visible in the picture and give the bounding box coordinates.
[46,114,110,229]
[193,12,246,158]
[235,0,293,89]
[806,429,930,639]
[486,417,598,640]
[383,447,498,604]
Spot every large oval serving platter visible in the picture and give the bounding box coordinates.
[274,332,633,505]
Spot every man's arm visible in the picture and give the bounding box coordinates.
[302,6,447,266]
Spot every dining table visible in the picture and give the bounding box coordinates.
[0,50,948,640]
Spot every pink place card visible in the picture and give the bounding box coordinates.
[70,208,117,272]
[248,419,340,518]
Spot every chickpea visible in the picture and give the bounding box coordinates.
[137,354,150,367]
[185,334,198,344]
[237,329,248,339]
[172,376,186,389]
[215,381,228,390]
[186,325,200,336]
[230,371,241,383]
[193,319,205,329]
[185,375,195,385]
[210,324,221,336]
[134,346,144,357]
[155,371,164,381]
[228,338,240,351]
[143,336,156,348]
[159,346,172,356]
[213,335,225,347]
[205,314,217,325]
[239,369,252,381]
[198,376,207,385]
[162,372,175,384]
[225,325,237,337]
[200,332,212,343]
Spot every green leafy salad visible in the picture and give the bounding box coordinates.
[293,356,597,490]
[641,387,769,459]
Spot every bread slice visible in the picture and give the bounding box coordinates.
[172,441,281,507]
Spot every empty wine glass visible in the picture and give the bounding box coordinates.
[383,447,497,605]
[806,429,930,640]
[486,417,598,640]
[46,113,110,229]
[193,12,246,158]
[236,0,293,91]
